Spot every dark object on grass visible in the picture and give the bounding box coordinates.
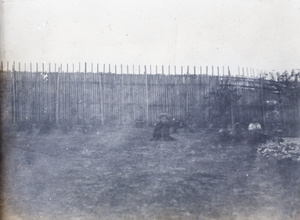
[185,116,197,133]
[81,125,90,134]
[217,129,244,145]
[246,130,270,146]
[170,118,185,133]
[39,117,53,135]
[59,119,73,134]
[247,117,271,145]
[216,122,247,145]
[134,116,145,128]
[151,114,177,141]
[17,119,33,134]
[186,123,197,133]
[217,129,232,144]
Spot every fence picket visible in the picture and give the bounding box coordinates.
[55,71,59,124]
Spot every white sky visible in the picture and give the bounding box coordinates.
[1,0,300,74]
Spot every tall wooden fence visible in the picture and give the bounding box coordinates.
[0,63,299,136]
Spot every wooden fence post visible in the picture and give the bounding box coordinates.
[145,65,149,126]
[97,64,104,126]
[12,62,16,124]
[186,66,189,119]
[121,64,125,124]
[56,70,60,125]
[102,69,106,125]
[83,62,87,122]
[260,74,266,127]
[133,66,137,120]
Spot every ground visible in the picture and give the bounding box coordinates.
[1,126,300,220]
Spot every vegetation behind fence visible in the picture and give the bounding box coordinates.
[0,64,299,136]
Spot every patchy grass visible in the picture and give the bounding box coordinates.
[2,126,300,220]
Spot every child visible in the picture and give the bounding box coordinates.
[248,116,262,131]
[151,113,177,141]
[247,116,269,145]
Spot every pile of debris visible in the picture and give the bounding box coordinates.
[258,138,300,161]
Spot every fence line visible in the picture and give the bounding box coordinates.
[0,61,266,78]
[0,62,299,136]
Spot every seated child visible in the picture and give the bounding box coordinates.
[247,116,269,144]
[248,116,262,131]
[151,113,177,141]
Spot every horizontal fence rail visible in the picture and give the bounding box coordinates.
[0,62,299,136]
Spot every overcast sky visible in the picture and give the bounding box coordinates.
[1,0,300,73]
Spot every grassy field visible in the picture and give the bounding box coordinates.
[2,126,300,220]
